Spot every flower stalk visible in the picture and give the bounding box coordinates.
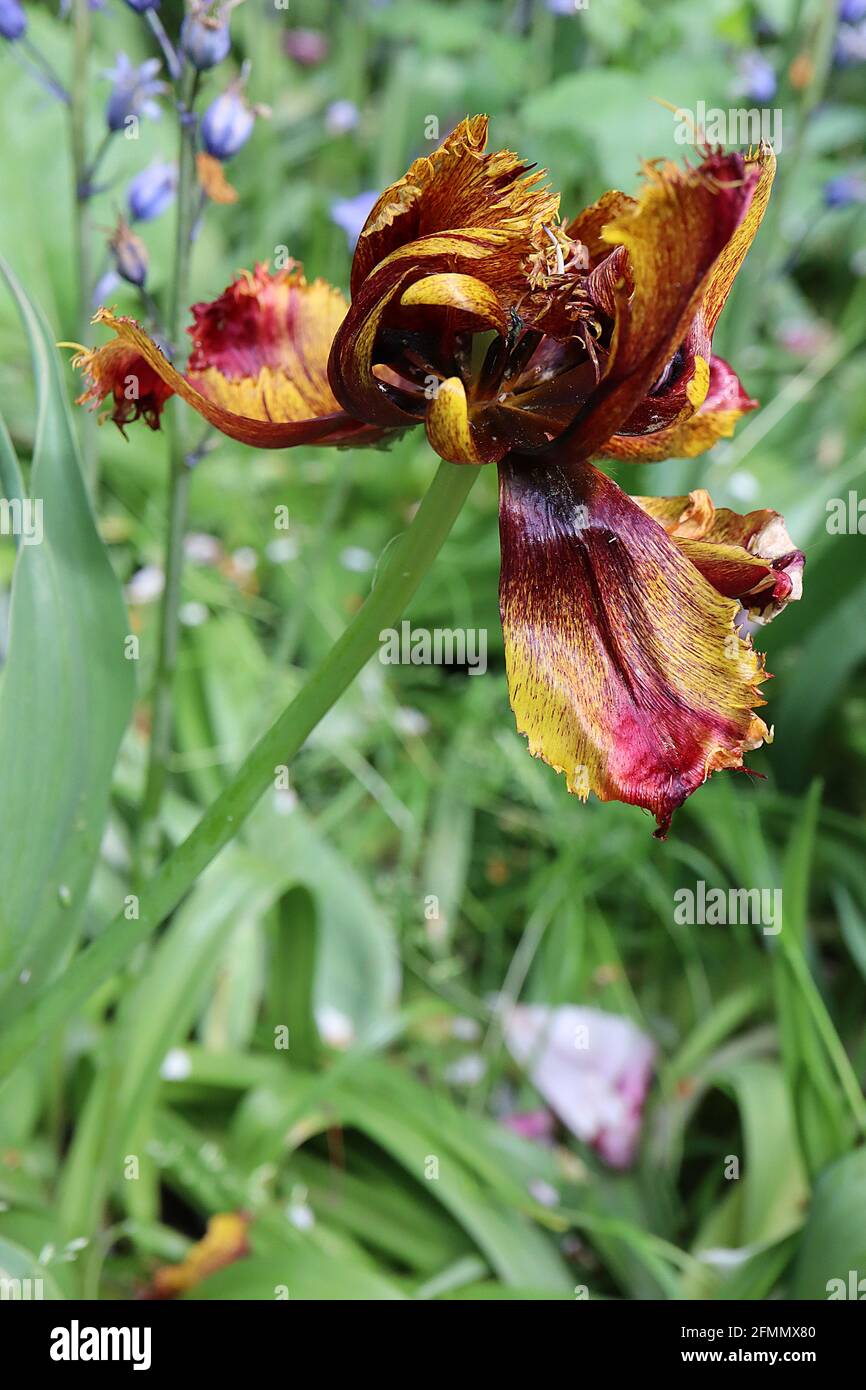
[0,459,478,1073]
[135,67,201,879]
[69,0,95,488]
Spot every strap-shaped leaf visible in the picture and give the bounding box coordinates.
[0,260,134,1004]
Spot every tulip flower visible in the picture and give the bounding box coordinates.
[71,116,803,835]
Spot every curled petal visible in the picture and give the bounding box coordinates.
[350,115,560,297]
[73,265,379,447]
[328,269,424,428]
[600,355,756,461]
[498,456,771,837]
[635,488,804,623]
[703,143,776,333]
[425,376,504,465]
[72,336,174,433]
[566,190,637,265]
[553,150,774,462]
[400,272,509,335]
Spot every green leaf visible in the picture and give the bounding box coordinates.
[268,885,319,1067]
[790,1148,866,1299]
[0,1235,63,1301]
[0,260,134,1002]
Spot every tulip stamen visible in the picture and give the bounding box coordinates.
[543,225,565,278]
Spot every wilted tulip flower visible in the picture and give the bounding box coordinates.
[127,161,177,221]
[72,117,803,834]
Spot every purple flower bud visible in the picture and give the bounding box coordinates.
[0,0,27,40]
[330,189,378,248]
[823,172,866,208]
[180,7,231,71]
[201,88,255,159]
[839,0,866,22]
[127,161,177,221]
[109,219,149,287]
[284,28,328,66]
[325,99,360,136]
[124,0,161,10]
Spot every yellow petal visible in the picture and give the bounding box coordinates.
[401,272,508,334]
[425,376,501,465]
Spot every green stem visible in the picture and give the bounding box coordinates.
[69,0,96,491]
[135,69,200,881]
[0,460,478,1075]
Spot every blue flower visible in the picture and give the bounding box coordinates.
[103,53,166,133]
[836,19,866,64]
[127,161,177,221]
[330,189,378,248]
[91,269,121,306]
[823,172,866,208]
[734,51,777,104]
[124,0,161,10]
[325,99,360,137]
[180,2,233,71]
[839,0,866,22]
[0,0,27,40]
[200,86,255,160]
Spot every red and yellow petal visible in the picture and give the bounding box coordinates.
[498,455,771,837]
[72,264,379,448]
[555,149,774,462]
[72,335,175,433]
[600,355,757,461]
[702,143,776,333]
[565,190,637,266]
[634,487,804,622]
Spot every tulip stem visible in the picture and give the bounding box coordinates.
[0,459,479,1075]
[134,66,201,881]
